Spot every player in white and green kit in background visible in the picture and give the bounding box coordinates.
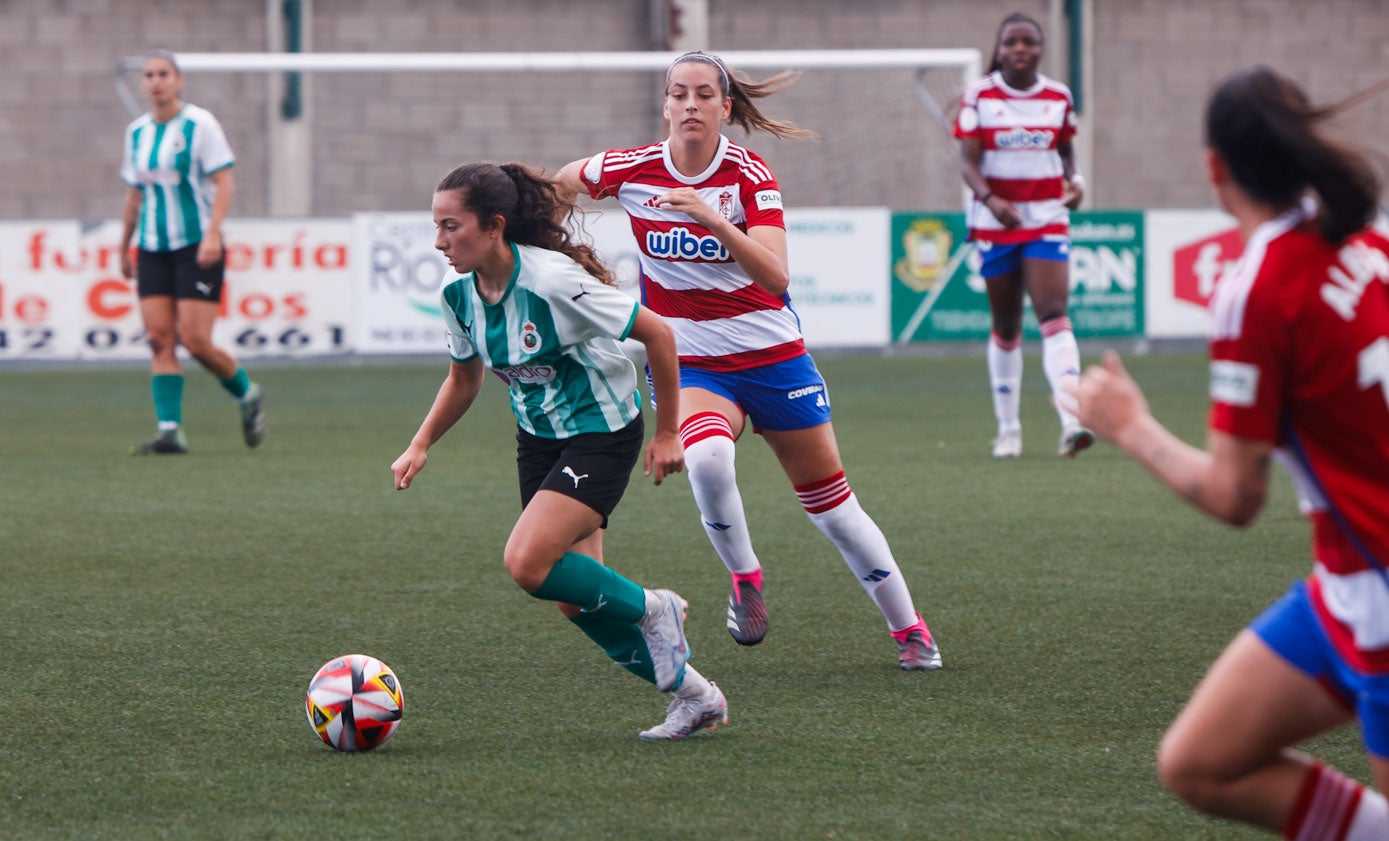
[391,161,728,740]
[119,49,265,455]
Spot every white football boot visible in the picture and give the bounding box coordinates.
[639,681,728,741]
[638,589,690,692]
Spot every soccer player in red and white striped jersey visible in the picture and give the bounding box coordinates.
[557,51,941,671]
[956,13,1090,460]
[1070,67,1389,840]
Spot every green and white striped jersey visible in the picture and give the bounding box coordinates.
[120,104,235,252]
[441,242,642,439]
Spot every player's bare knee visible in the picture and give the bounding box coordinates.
[1156,735,1224,811]
[180,334,215,362]
[145,331,177,356]
[503,548,547,592]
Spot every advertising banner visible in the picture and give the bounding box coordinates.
[351,208,891,355]
[1145,209,1238,338]
[350,213,451,355]
[889,210,1145,343]
[0,219,353,362]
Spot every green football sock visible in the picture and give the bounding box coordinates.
[529,552,646,623]
[569,612,658,686]
[151,374,184,426]
[219,367,251,400]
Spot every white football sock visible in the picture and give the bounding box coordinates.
[799,473,919,631]
[988,332,1022,433]
[681,413,761,576]
[1041,316,1081,427]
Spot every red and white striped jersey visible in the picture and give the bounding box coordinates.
[579,135,806,371]
[1208,203,1389,673]
[954,72,1076,244]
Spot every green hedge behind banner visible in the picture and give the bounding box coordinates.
[889,210,1145,343]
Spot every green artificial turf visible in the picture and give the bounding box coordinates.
[0,352,1368,839]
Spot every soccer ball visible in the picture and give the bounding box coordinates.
[305,654,404,752]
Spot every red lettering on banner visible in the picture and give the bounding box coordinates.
[1173,228,1243,307]
[315,244,347,269]
[15,295,48,324]
[88,278,135,320]
[28,232,46,270]
[225,243,255,272]
[239,293,274,319]
[218,236,350,274]
[0,283,55,323]
[284,293,307,319]
[29,231,125,273]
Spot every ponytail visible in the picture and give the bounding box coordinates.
[666,51,819,141]
[435,162,615,286]
[1205,67,1383,245]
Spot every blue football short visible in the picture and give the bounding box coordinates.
[676,354,833,433]
[975,237,1070,279]
[1251,579,1389,758]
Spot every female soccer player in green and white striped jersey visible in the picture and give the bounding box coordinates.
[390,161,728,740]
[119,49,265,455]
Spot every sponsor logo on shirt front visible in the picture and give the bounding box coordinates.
[646,227,729,261]
[498,363,556,384]
[1210,360,1259,407]
[994,127,1056,150]
[134,170,184,187]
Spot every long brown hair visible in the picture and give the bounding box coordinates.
[435,162,615,286]
[665,50,819,141]
[1205,67,1384,244]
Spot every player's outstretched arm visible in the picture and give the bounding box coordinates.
[553,159,589,200]
[392,357,485,490]
[1068,351,1272,526]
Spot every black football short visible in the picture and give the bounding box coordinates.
[136,244,225,302]
[516,416,644,528]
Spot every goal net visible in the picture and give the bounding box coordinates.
[117,49,980,213]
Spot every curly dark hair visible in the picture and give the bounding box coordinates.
[436,161,614,286]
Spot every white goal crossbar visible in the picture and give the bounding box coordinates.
[115,49,981,117]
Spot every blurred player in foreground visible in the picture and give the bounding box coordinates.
[1069,67,1389,839]
[392,161,726,740]
[555,50,941,670]
[957,13,1089,459]
[119,49,265,455]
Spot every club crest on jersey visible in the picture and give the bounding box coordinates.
[519,321,542,353]
[718,191,734,219]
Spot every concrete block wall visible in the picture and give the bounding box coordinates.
[2,0,1385,219]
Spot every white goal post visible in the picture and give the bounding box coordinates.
[116,49,981,212]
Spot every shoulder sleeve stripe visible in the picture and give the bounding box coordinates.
[602,145,663,173]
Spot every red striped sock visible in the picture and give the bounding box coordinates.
[795,470,852,514]
[1284,762,1364,841]
[680,411,734,447]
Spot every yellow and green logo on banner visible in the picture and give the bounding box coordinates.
[889,211,1145,343]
